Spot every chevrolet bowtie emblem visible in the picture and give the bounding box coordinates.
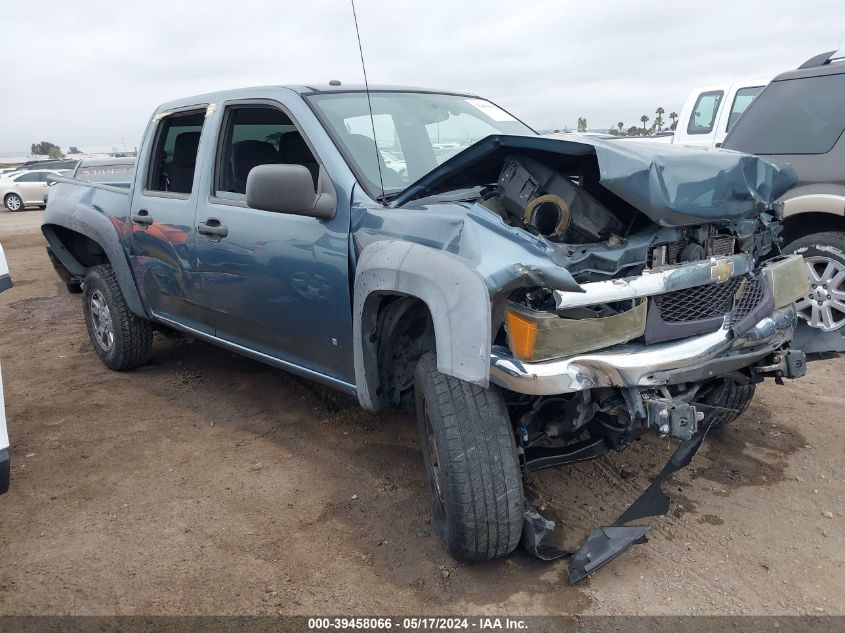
[710,259,734,283]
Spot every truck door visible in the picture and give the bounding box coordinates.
[129,106,211,332]
[191,100,354,383]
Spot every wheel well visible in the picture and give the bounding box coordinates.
[783,212,845,245]
[363,294,435,411]
[48,226,109,269]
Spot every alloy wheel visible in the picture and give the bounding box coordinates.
[89,289,115,351]
[795,256,845,331]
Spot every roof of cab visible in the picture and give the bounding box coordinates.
[155,84,478,111]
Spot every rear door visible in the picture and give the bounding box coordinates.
[129,106,211,332]
[12,171,48,204]
[190,99,354,382]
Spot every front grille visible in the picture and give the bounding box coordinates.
[654,277,744,323]
[730,276,765,326]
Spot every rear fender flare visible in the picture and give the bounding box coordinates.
[353,240,492,411]
[42,207,147,318]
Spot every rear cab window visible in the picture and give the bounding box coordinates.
[724,73,845,154]
[726,86,764,132]
[687,90,724,134]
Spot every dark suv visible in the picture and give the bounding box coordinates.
[723,50,845,344]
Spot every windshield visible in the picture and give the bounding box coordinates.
[307,91,534,198]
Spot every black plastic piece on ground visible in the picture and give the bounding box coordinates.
[522,436,608,472]
[567,526,650,584]
[521,417,717,583]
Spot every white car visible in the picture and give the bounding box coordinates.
[1,169,60,211]
[0,241,10,494]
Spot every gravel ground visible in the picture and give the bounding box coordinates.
[0,209,842,616]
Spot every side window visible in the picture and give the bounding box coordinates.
[146,110,205,194]
[687,90,724,135]
[214,105,319,199]
[15,172,41,182]
[726,86,764,132]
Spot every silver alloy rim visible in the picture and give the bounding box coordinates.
[795,256,845,331]
[89,289,115,351]
[6,196,21,211]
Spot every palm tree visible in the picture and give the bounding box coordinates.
[640,114,650,135]
[617,121,624,135]
[669,111,679,131]
[655,107,665,132]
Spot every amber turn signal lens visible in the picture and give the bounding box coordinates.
[505,308,538,361]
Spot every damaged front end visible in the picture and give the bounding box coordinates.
[374,134,808,580]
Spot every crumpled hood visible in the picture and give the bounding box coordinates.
[391,134,798,226]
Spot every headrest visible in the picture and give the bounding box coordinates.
[172,132,201,166]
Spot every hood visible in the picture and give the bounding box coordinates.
[391,134,798,226]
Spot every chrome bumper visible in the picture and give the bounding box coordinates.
[490,305,798,395]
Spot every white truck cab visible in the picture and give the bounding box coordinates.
[672,79,770,149]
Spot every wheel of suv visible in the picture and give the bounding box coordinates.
[83,265,153,370]
[785,232,845,332]
[697,375,756,428]
[414,352,524,562]
[4,194,23,212]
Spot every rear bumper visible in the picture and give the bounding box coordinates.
[490,305,798,395]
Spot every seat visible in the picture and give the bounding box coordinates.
[165,131,201,193]
[344,134,405,189]
[279,132,319,187]
[231,140,282,194]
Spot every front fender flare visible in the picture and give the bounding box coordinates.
[41,204,148,318]
[353,240,491,411]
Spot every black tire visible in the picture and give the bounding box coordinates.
[698,376,756,428]
[83,265,153,370]
[4,193,23,212]
[414,352,524,562]
[783,232,845,332]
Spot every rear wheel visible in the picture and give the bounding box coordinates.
[414,353,524,562]
[785,232,845,332]
[4,194,23,212]
[83,265,153,370]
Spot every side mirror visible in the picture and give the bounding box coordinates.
[245,164,335,220]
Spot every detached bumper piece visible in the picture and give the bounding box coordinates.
[0,448,9,495]
[520,416,716,583]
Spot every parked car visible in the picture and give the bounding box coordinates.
[723,50,845,346]
[19,159,80,171]
[0,241,11,495]
[42,85,809,581]
[1,169,61,211]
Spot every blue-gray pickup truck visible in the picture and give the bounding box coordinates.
[43,84,811,581]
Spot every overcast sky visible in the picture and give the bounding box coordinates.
[1,0,842,154]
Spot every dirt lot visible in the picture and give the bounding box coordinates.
[0,209,842,616]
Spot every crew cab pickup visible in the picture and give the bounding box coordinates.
[43,84,810,581]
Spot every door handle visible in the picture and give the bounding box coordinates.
[198,218,228,239]
[132,209,153,225]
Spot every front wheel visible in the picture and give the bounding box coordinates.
[785,232,845,332]
[4,194,23,212]
[414,353,524,562]
[83,265,153,370]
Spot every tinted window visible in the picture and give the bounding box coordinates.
[726,86,764,131]
[15,172,43,182]
[724,73,845,154]
[147,110,205,193]
[687,91,723,134]
[214,105,318,199]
